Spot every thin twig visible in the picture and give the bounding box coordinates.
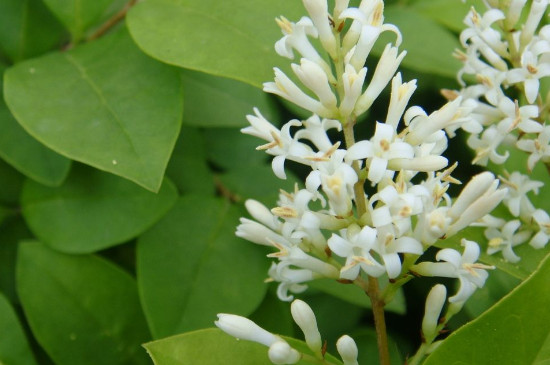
[87,0,138,42]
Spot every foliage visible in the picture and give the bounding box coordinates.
[0,0,548,364]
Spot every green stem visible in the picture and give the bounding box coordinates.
[343,121,390,365]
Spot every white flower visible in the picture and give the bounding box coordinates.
[236,218,290,247]
[529,209,550,249]
[507,49,550,104]
[517,125,550,170]
[520,0,550,45]
[328,224,386,279]
[346,122,414,183]
[242,109,312,179]
[291,58,337,109]
[496,96,541,133]
[485,220,531,262]
[339,64,368,118]
[385,73,417,129]
[413,239,494,303]
[374,225,423,279]
[467,124,511,165]
[306,150,358,216]
[355,44,406,114]
[505,0,528,29]
[405,97,465,145]
[275,16,320,62]
[264,68,336,118]
[303,0,337,57]
[446,172,507,237]
[268,262,314,301]
[340,3,401,71]
[500,172,542,217]
[295,114,341,152]
[460,8,507,57]
[268,244,339,279]
[369,184,423,234]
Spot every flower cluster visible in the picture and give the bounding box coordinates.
[236,0,505,307]
[446,0,550,262]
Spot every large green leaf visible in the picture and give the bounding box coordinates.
[424,253,550,365]
[21,164,178,254]
[0,216,32,304]
[410,0,485,33]
[181,70,277,127]
[463,268,520,318]
[376,6,462,79]
[218,165,300,206]
[165,126,214,195]
[17,241,151,365]
[202,128,267,170]
[127,0,304,88]
[0,0,67,63]
[41,0,114,42]
[4,27,183,192]
[0,292,37,365]
[249,290,295,338]
[137,195,268,338]
[0,157,24,206]
[0,65,71,187]
[352,328,403,365]
[144,328,343,365]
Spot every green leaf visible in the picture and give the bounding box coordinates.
[181,70,278,127]
[410,0,485,33]
[352,328,403,365]
[0,292,37,365]
[0,216,33,304]
[0,157,24,206]
[0,66,71,187]
[144,328,343,365]
[4,27,183,192]
[41,0,114,42]
[424,253,550,365]
[377,6,462,79]
[127,0,304,88]
[137,195,268,338]
[165,126,215,195]
[249,290,295,338]
[203,128,267,170]
[0,0,67,63]
[17,241,151,365]
[21,164,178,254]
[463,268,520,318]
[308,278,406,314]
[218,165,300,206]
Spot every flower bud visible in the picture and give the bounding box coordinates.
[268,341,301,364]
[336,335,359,365]
[422,284,447,339]
[215,314,280,347]
[290,299,322,355]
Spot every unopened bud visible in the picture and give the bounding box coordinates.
[290,299,322,355]
[336,335,359,365]
[268,341,301,364]
[422,284,447,339]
